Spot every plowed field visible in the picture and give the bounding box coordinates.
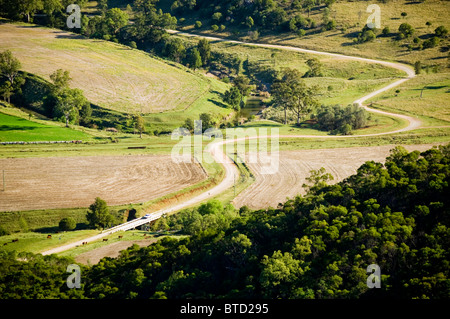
[0,155,207,212]
[233,144,440,210]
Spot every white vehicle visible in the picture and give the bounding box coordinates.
[142,214,152,219]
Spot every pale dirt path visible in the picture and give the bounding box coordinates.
[42,31,427,256]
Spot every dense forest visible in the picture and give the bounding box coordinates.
[1,144,449,299]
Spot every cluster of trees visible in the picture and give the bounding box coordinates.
[355,20,448,52]
[0,50,145,134]
[315,104,368,135]
[270,68,319,125]
[1,144,448,299]
[0,50,92,127]
[43,69,91,127]
[222,75,251,111]
[168,0,336,35]
[0,50,25,104]
[161,37,212,70]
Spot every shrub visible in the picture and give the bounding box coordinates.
[423,36,439,49]
[434,25,448,38]
[195,21,202,29]
[398,23,414,38]
[315,104,368,135]
[356,26,376,43]
[59,217,77,231]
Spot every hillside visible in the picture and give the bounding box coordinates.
[0,22,225,116]
[170,0,450,68]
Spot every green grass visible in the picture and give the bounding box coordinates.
[0,229,99,254]
[367,72,450,126]
[172,33,405,108]
[277,127,450,151]
[0,109,94,142]
[0,22,231,118]
[183,0,449,68]
[144,77,232,132]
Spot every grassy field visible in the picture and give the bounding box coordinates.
[367,72,450,126]
[0,22,230,119]
[180,0,450,68]
[0,229,99,254]
[173,33,406,107]
[0,108,95,142]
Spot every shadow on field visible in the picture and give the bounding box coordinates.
[0,125,40,131]
[34,223,89,234]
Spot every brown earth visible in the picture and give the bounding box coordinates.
[0,154,207,212]
[232,144,442,210]
[74,239,156,265]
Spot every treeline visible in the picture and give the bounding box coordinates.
[1,144,449,299]
[169,0,336,34]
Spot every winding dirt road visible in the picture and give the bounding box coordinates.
[42,31,422,256]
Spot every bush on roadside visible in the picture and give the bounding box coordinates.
[59,217,77,231]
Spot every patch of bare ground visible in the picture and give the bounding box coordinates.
[74,239,156,265]
[232,144,442,210]
[0,154,207,212]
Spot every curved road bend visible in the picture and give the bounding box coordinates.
[42,31,421,255]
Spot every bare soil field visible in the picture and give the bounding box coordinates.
[232,144,441,210]
[74,239,156,265]
[0,155,207,212]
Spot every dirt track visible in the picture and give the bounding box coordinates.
[232,144,441,210]
[0,155,207,212]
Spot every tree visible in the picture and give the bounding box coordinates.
[199,113,215,131]
[398,23,414,38]
[197,39,211,66]
[164,38,186,63]
[0,81,13,104]
[223,86,242,110]
[0,50,21,86]
[187,48,202,70]
[423,37,439,49]
[133,114,145,138]
[17,0,43,23]
[49,69,71,94]
[233,76,251,97]
[260,250,303,298]
[245,16,254,29]
[271,69,318,126]
[59,217,76,231]
[414,61,422,75]
[434,25,448,38]
[184,118,194,133]
[356,26,376,43]
[55,88,89,127]
[304,58,323,77]
[212,12,222,22]
[105,8,129,35]
[86,197,113,229]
